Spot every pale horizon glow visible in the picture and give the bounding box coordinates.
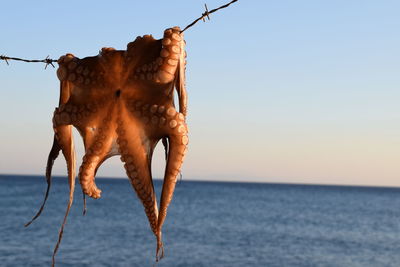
[0,1,399,187]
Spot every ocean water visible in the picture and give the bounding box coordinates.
[1,175,400,267]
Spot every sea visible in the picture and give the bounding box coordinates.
[1,175,400,267]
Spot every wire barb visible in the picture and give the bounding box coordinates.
[44,56,55,69]
[181,0,238,33]
[202,4,210,22]
[0,55,10,65]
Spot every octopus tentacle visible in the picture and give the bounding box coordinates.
[52,123,76,267]
[154,31,187,258]
[153,27,184,84]
[25,79,73,227]
[117,107,159,235]
[156,108,188,260]
[78,114,114,199]
[47,80,77,266]
[175,32,187,116]
[82,192,87,215]
[25,135,61,227]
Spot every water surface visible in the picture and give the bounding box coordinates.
[1,175,400,266]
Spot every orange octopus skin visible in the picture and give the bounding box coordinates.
[26,26,188,266]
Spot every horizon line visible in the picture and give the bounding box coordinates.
[1,173,400,190]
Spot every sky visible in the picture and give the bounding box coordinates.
[0,1,399,187]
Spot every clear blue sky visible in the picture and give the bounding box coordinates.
[0,1,399,186]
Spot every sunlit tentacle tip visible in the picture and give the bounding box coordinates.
[85,187,102,199]
[156,242,164,262]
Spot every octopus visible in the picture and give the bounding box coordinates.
[25,26,188,266]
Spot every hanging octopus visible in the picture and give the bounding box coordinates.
[26,26,188,266]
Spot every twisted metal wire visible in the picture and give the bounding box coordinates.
[181,0,238,33]
[0,0,239,68]
[0,55,56,69]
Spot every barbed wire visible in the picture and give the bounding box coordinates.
[0,0,238,68]
[0,55,57,69]
[181,0,238,33]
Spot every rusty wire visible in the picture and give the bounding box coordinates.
[0,0,238,68]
